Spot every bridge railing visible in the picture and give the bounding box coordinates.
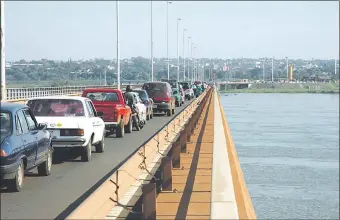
[5,83,144,101]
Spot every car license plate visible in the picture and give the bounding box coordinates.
[48,130,60,138]
[153,104,157,108]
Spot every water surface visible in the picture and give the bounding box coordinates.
[221,93,339,219]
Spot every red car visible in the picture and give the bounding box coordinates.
[82,88,132,138]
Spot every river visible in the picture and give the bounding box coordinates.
[220,93,339,219]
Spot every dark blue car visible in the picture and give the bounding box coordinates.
[0,102,53,192]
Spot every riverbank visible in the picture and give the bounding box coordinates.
[220,88,339,93]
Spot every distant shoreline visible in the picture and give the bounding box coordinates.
[220,88,339,94]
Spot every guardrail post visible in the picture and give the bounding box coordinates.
[171,140,181,169]
[180,129,187,153]
[142,182,156,220]
[161,156,172,191]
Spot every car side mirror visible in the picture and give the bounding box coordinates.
[38,123,47,130]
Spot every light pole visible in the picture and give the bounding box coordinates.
[151,1,154,81]
[262,58,265,82]
[335,58,337,75]
[193,46,196,81]
[191,42,194,81]
[116,0,120,90]
[166,1,172,80]
[271,57,274,82]
[182,28,187,81]
[285,56,288,81]
[0,0,6,100]
[176,18,181,82]
[187,36,191,81]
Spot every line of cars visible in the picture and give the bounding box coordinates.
[0,80,208,192]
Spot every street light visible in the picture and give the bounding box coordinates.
[116,0,120,90]
[285,56,288,81]
[0,0,6,101]
[151,1,154,81]
[271,56,274,82]
[262,58,265,82]
[176,18,181,82]
[166,1,172,80]
[182,28,187,81]
[193,46,196,81]
[187,36,191,81]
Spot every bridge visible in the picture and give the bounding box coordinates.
[1,85,256,220]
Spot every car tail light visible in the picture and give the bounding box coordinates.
[60,129,84,136]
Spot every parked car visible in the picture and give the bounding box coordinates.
[0,102,53,192]
[82,88,132,138]
[131,92,147,127]
[142,82,176,116]
[26,96,105,162]
[172,88,183,107]
[178,81,195,100]
[133,89,153,120]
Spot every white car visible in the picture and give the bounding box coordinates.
[131,92,147,125]
[26,96,106,162]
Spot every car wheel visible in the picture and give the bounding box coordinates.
[116,120,125,137]
[37,147,53,176]
[81,140,92,162]
[182,100,184,104]
[95,134,105,153]
[7,159,24,192]
[125,117,133,133]
[167,109,172,116]
[132,115,141,131]
[172,108,175,115]
[146,113,150,120]
[175,101,179,107]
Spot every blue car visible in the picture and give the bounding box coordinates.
[0,102,53,192]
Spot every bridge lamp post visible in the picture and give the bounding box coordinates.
[193,46,196,81]
[187,36,191,81]
[262,58,265,82]
[0,0,6,101]
[182,28,187,81]
[285,56,288,81]
[271,57,274,82]
[176,18,181,82]
[116,0,121,90]
[166,1,172,80]
[150,1,154,82]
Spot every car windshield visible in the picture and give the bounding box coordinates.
[0,111,12,142]
[27,99,85,117]
[135,90,148,101]
[85,92,119,102]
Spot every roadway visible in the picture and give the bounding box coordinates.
[0,101,192,220]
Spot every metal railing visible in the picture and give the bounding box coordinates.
[5,83,143,101]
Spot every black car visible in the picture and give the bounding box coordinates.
[0,102,53,192]
[133,89,154,120]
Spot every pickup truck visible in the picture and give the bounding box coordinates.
[82,88,132,138]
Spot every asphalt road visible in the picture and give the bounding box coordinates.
[0,101,191,219]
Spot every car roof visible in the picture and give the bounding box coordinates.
[83,88,121,92]
[0,102,27,112]
[27,95,90,102]
[144,81,167,84]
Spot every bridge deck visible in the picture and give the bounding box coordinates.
[156,90,214,219]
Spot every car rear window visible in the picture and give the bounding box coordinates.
[143,83,168,98]
[0,111,12,137]
[27,99,85,117]
[134,90,148,101]
[180,83,189,90]
[85,92,119,102]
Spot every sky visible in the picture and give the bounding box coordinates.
[3,1,339,61]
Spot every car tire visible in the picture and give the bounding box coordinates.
[150,111,153,119]
[81,140,92,162]
[116,120,125,138]
[7,159,24,192]
[95,134,105,153]
[182,100,184,104]
[125,117,133,133]
[37,147,53,176]
[172,108,175,115]
[175,101,179,107]
[146,113,150,120]
[167,109,172,116]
